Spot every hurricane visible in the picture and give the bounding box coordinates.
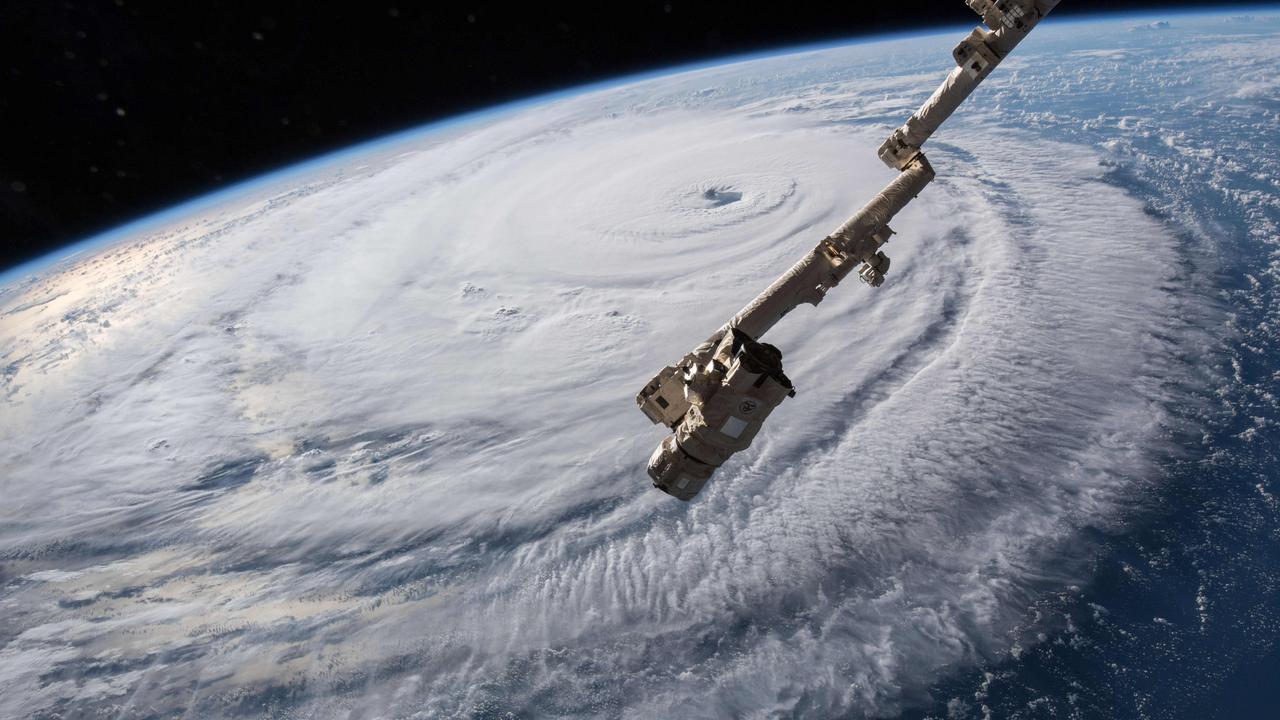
[2,11,1278,719]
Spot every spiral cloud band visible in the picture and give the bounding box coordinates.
[0,30,1207,718]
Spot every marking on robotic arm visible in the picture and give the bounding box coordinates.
[953,28,1001,79]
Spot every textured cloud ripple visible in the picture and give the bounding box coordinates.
[0,19,1242,719]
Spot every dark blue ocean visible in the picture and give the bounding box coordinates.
[908,9,1280,718]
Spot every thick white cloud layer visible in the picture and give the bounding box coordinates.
[0,24,1209,719]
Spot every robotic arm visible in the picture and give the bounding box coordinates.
[637,0,1061,500]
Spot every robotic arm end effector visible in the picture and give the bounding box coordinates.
[640,330,795,500]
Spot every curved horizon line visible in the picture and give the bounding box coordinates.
[1,2,1273,287]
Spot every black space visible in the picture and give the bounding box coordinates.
[1,0,1268,271]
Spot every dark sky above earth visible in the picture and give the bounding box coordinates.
[0,0,1270,271]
